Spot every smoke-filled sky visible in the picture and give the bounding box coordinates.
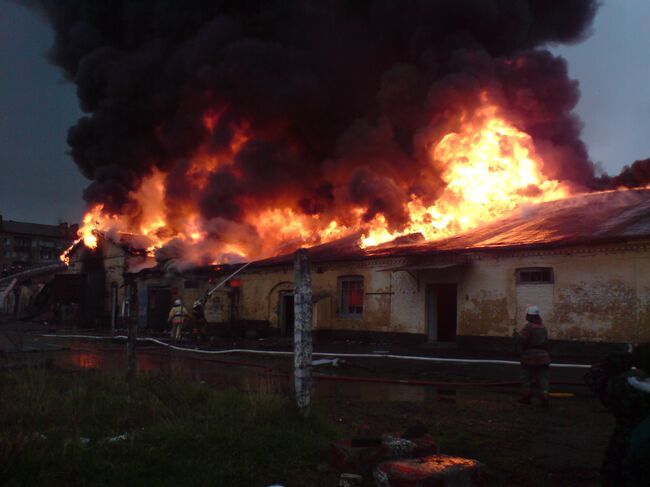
[0,0,649,225]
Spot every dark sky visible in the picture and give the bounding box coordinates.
[0,0,649,225]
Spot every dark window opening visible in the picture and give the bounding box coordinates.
[516,267,554,284]
[338,276,364,318]
[14,238,30,250]
[184,279,198,289]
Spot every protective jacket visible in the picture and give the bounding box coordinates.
[517,320,550,366]
[168,305,188,325]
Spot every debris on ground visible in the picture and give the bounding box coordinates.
[331,424,439,474]
[338,472,363,486]
[374,455,485,487]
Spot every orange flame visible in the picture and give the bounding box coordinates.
[361,105,570,246]
[59,205,105,264]
[62,102,572,266]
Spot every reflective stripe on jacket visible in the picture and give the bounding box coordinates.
[168,305,188,325]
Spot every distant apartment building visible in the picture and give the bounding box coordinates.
[0,215,77,276]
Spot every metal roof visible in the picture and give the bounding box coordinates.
[254,189,650,267]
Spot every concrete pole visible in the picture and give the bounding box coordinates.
[110,283,117,337]
[293,249,312,417]
[127,315,137,379]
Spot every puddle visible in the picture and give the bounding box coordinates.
[49,340,521,404]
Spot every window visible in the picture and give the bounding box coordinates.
[184,279,198,289]
[14,237,30,248]
[516,267,553,285]
[338,276,364,318]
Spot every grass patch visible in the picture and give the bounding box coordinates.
[0,367,335,487]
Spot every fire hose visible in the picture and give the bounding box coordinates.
[42,333,590,389]
[192,261,253,318]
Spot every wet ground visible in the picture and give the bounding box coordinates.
[1,324,612,486]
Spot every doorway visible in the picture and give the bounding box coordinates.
[147,287,172,331]
[425,283,457,342]
[279,292,294,337]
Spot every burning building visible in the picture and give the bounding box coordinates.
[24,1,650,349]
[56,189,650,356]
[224,189,650,353]
[56,234,153,327]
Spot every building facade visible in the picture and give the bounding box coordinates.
[225,240,650,353]
[0,215,77,276]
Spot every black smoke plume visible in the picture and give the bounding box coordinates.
[27,0,605,251]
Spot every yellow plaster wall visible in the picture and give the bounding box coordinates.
[457,247,650,343]
[234,244,650,343]
[236,261,396,332]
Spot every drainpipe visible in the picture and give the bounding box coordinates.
[293,249,312,417]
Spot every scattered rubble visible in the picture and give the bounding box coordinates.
[338,472,363,486]
[331,423,484,486]
[374,455,485,487]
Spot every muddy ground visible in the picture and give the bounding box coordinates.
[1,324,613,486]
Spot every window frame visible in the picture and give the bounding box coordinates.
[516,267,554,285]
[14,237,30,248]
[337,275,364,319]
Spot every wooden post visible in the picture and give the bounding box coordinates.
[293,249,312,416]
[127,316,137,379]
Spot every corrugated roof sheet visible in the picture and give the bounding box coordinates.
[403,188,650,252]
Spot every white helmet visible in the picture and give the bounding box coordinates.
[174,299,182,306]
[526,305,540,316]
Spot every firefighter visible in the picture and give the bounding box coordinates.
[514,305,550,407]
[167,298,189,342]
[584,343,650,486]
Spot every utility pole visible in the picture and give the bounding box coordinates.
[126,282,137,379]
[293,249,312,417]
[110,283,117,337]
[127,318,137,379]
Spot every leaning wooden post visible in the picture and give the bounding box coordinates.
[127,315,137,379]
[293,249,313,417]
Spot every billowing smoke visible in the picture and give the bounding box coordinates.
[28,0,610,261]
[597,158,650,189]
